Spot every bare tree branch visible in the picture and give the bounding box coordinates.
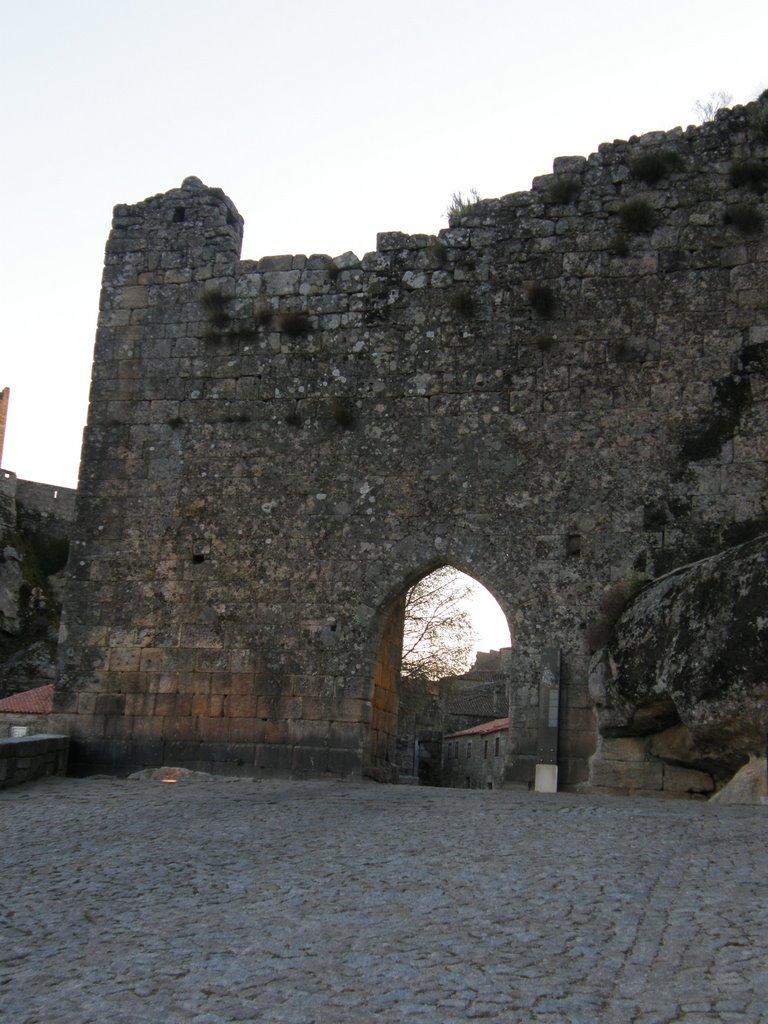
[401,566,478,682]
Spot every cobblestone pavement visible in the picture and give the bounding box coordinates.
[1,777,766,1024]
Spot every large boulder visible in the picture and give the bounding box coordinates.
[709,756,767,804]
[587,535,768,793]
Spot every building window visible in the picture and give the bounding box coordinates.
[466,741,472,759]
[495,735,500,757]
[484,739,488,760]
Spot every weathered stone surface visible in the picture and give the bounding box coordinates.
[7,779,768,1022]
[127,765,218,781]
[710,755,767,804]
[588,535,768,790]
[661,763,714,795]
[54,97,768,785]
[0,474,75,698]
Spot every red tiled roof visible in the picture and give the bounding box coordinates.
[0,683,54,714]
[446,717,509,739]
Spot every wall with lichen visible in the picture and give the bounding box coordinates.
[1,472,75,698]
[54,96,768,785]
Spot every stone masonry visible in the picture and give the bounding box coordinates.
[54,97,768,786]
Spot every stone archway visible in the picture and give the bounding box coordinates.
[364,564,513,783]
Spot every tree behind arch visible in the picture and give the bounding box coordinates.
[401,566,478,683]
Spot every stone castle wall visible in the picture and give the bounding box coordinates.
[54,98,768,785]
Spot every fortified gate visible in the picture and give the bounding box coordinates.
[55,99,768,786]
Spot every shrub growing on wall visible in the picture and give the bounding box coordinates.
[723,204,764,236]
[631,150,683,185]
[619,199,657,233]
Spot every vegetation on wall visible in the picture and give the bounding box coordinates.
[0,526,68,697]
[729,159,768,194]
[723,204,764,236]
[547,177,581,204]
[618,198,657,233]
[748,90,768,142]
[679,372,752,463]
[430,240,448,267]
[450,289,475,318]
[586,578,647,652]
[526,282,556,317]
[446,188,480,227]
[201,288,231,329]
[631,149,683,186]
[331,398,356,430]
[278,311,312,336]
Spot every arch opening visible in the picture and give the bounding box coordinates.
[365,564,512,784]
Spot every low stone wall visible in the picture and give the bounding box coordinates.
[0,735,69,789]
[0,712,55,738]
[585,735,715,799]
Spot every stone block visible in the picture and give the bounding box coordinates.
[109,648,142,672]
[139,648,164,672]
[662,764,714,794]
[597,736,649,761]
[95,693,126,716]
[255,743,293,772]
[561,729,598,759]
[226,695,259,718]
[163,740,203,764]
[197,717,230,743]
[131,715,166,740]
[590,758,663,790]
[326,746,361,776]
[154,693,191,717]
[229,718,266,744]
[291,745,329,774]
[229,673,256,695]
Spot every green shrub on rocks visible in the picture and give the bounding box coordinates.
[723,204,764,236]
[729,159,768,194]
[631,150,683,186]
[619,199,657,233]
[201,288,231,329]
[547,177,581,204]
[278,311,312,336]
[450,289,475,318]
[446,188,480,227]
[609,232,629,257]
[526,282,556,317]
[331,398,356,430]
[254,305,273,328]
[748,91,768,142]
[430,240,448,267]
[586,578,648,652]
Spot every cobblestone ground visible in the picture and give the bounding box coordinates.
[1,777,766,1024]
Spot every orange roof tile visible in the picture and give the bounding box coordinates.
[446,717,509,739]
[0,683,54,714]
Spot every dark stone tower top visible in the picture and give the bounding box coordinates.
[105,176,243,284]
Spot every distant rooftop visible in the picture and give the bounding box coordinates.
[0,683,54,714]
[446,717,509,739]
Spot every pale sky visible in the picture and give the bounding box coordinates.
[1,0,766,651]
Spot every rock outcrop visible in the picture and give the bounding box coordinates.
[709,756,767,804]
[0,476,74,698]
[586,535,768,796]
